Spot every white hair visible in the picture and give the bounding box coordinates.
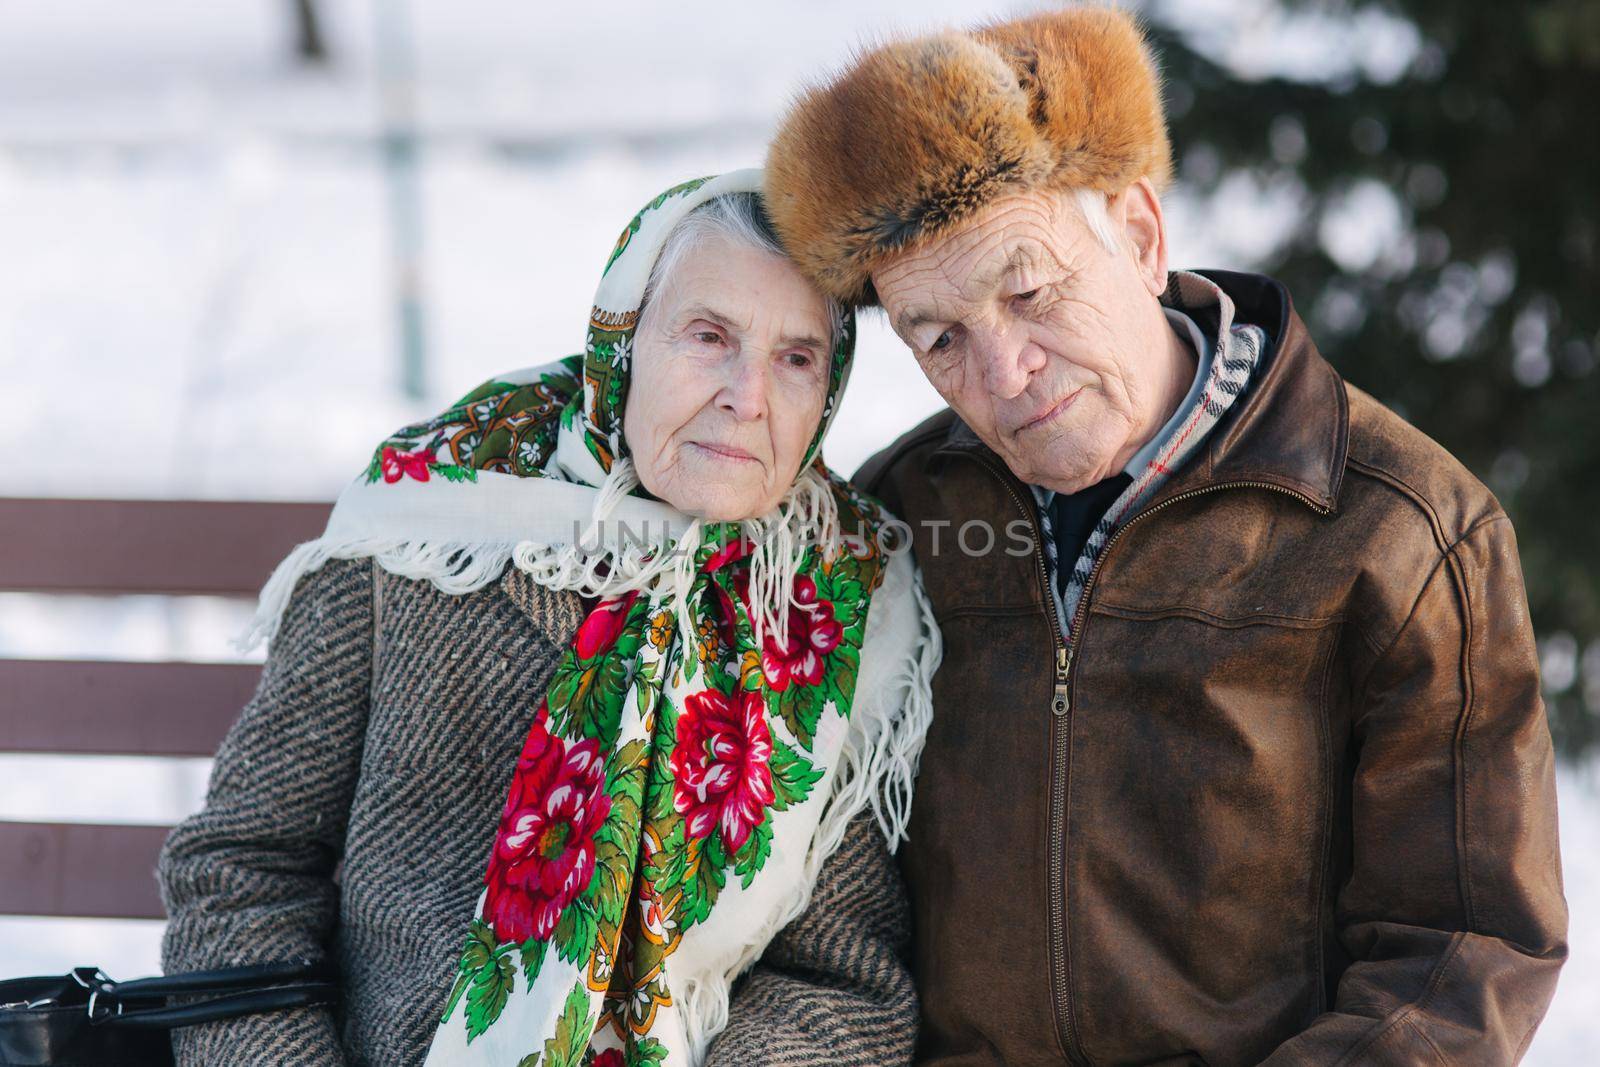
[640,192,846,354]
[1072,187,1126,258]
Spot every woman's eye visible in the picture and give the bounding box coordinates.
[785,351,812,369]
[930,329,955,352]
[694,331,723,345]
[1015,288,1040,304]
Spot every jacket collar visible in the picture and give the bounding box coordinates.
[936,269,1347,513]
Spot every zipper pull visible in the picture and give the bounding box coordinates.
[1052,646,1071,716]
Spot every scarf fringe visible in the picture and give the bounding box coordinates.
[239,462,843,658]
[678,555,941,1064]
[237,536,517,653]
[511,459,704,632]
[510,461,840,651]
[741,465,841,648]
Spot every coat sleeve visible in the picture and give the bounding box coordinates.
[1262,515,1567,1065]
[156,556,376,1065]
[702,811,920,1067]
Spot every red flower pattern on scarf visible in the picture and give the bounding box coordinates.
[702,537,754,575]
[704,537,754,650]
[573,590,641,659]
[760,575,842,690]
[670,689,774,852]
[380,445,436,483]
[483,705,612,943]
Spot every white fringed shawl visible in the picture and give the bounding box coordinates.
[244,456,939,1066]
[243,168,940,1066]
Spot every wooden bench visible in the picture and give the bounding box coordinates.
[0,498,330,920]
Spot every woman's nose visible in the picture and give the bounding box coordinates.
[716,356,769,421]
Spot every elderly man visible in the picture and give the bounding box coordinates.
[703,8,1567,1067]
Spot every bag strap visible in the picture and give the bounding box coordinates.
[83,959,335,1000]
[96,982,338,1030]
[76,960,338,1031]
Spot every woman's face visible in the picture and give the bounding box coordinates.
[624,236,833,520]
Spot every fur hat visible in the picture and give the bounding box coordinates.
[765,6,1172,306]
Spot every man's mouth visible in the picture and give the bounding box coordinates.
[1016,388,1083,434]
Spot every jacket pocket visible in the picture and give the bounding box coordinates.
[1064,607,1340,1065]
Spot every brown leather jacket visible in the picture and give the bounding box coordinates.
[855,271,1567,1066]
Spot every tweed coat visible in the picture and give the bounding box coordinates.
[157,557,917,1065]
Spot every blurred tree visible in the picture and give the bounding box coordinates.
[1148,0,1600,755]
[291,0,328,64]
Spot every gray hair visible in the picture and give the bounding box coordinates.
[639,191,846,355]
[1073,188,1125,257]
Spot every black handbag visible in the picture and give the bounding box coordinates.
[0,959,338,1067]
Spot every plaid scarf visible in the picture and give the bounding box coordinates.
[1035,270,1266,642]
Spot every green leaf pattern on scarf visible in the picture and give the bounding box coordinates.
[364,359,583,484]
[412,174,895,1065]
[441,491,889,1062]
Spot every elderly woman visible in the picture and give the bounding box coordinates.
[157,171,938,1067]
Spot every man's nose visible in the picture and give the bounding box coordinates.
[716,355,769,421]
[973,323,1044,400]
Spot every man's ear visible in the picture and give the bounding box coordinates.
[1113,176,1169,298]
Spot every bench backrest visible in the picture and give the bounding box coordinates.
[0,498,330,919]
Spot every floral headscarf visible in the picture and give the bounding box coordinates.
[249,171,936,1067]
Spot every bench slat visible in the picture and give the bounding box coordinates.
[0,497,328,921]
[0,821,168,919]
[0,498,330,596]
[0,659,257,757]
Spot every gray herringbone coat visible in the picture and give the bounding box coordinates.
[158,557,916,1065]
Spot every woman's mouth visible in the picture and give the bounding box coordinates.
[688,441,759,463]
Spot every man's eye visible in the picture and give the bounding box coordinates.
[1015,288,1040,303]
[930,330,955,352]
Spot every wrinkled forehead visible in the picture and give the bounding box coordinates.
[645,236,835,350]
[871,188,1086,319]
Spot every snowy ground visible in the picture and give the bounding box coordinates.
[0,1,1592,1058]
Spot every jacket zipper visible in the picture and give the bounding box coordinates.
[948,451,1331,1065]
[951,450,1081,1061]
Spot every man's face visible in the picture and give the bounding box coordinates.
[872,183,1180,495]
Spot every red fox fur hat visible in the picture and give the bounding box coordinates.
[765,6,1172,306]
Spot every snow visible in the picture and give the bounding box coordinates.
[0,1,1592,1057]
